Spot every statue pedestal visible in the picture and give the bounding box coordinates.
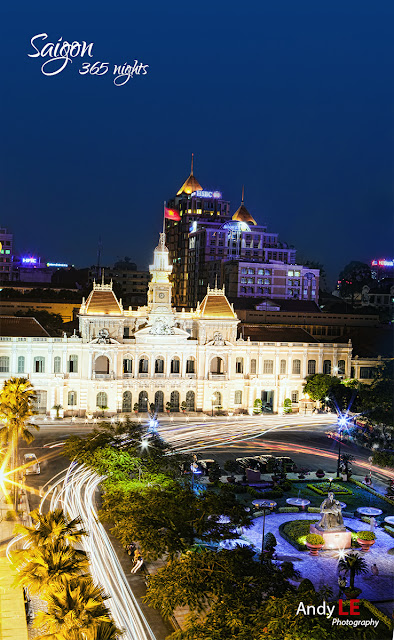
[310,524,352,550]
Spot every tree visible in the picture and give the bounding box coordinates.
[340,453,355,477]
[253,398,262,415]
[283,398,292,414]
[11,544,89,596]
[337,553,368,591]
[14,508,87,549]
[0,377,39,504]
[33,577,114,639]
[303,374,342,402]
[359,361,394,428]
[15,309,64,335]
[337,261,372,303]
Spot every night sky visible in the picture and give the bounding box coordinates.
[1,0,393,286]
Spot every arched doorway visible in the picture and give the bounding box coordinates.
[122,391,132,412]
[95,356,109,375]
[138,391,148,411]
[170,390,179,412]
[210,357,224,374]
[186,390,195,411]
[154,390,164,412]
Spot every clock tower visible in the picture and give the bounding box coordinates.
[147,233,175,328]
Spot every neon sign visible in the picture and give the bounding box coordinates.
[191,190,222,199]
[22,257,37,264]
[371,259,394,267]
[47,262,68,267]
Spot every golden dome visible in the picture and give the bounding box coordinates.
[232,203,257,225]
[176,153,202,195]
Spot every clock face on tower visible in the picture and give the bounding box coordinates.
[158,293,165,299]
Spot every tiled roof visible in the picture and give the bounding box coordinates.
[0,316,50,337]
[84,288,122,315]
[199,287,237,319]
[232,203,257,225]
[176,173,202,196]
[241,325,317,343]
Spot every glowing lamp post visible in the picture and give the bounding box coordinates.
[336,414,349,477]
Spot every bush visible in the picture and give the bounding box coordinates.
[263,489,284,498]
[278,507,299,513]
[246,487,260,498]
[283,398,292,414]
[372,451,394,469]
[280,479,292,492]
[298,578,315,592]
[5,510,16,521]
[315,469,325,477]
[305,533,325,545]
[264,532,277,549]
[307,507,321,513]
[253,399,262,415]
[224,459,239,473]
[357,530,376,541]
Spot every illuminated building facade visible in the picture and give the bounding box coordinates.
[0,234,353,416]
[371,258,394,282]
[0,227,13,281]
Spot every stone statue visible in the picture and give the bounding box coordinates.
[317,492,345,531]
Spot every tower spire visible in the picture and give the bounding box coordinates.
[101,269,105,286]
[241,185,244,204]
[191,152,194,175]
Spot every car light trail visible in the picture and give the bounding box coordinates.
[38,464,157,640]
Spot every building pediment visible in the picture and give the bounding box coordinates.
[134,323,191,344]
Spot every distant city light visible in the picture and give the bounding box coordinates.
[22,257,37,264]
[191,190,222,199]
[47,262,68,267]
[371,259,394,267]
[189,221,198,233]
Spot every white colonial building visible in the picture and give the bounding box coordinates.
[0,234,353,416]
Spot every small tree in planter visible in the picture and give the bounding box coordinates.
[298,467,310,479]
[52,404,62,419]
[208,461,222,484]
[338,552,368,598]
[166,402,171,415]
[263,532,277,558]
[180,401,187,414]
[253,398,262,415]
[133,403,139,414]
[356,530,376,552]
[340,453,355,480]
[315,469,325,478]
[224,459,239,474]
[305,533,325,555]
[283,398,292,414]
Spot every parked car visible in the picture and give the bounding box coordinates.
[23,453,40,475]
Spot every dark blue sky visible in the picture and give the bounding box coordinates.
[1,0,393,286]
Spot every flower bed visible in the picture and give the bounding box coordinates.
[307,482,352,496]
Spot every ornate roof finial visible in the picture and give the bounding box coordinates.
[101,269,105,286]
[214,273,218,290]
[241,185,245,204]
[191,152,194,175]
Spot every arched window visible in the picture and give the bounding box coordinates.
[234,390,242,405]
[235,357,244,374]
[292,359,301,375]
[54,356,61,373]
[307,359,316,375]
[280,359,286,374]
[323,360,331,375]
[337,360,346,375]
[263,360,273,374]
[17,356,25,373]
[96,392,108,408]
[155,358,165,374]
[0,356,9,373]
[210,357,224,374]
[186,390,195,411]
[186,358,195,374]
[95,356,109,374]
[68,391,77,406]
[250,359,257,374]
[138,391,148,411]
[291,391,299,403]
[123,358,133,374]
[154,390,164,412]
[171,357,180,374]
[122,391,132,412]
[34,356,45,373]
[139,357,149,374]
[212,391,222,406]
[68,355,78,373]
[170,390,180,411]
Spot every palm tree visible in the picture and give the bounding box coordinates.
[0,377,39,504]
[82,621,123,640]
[14,508,87,549]
[338,552,368,590]
[340,453,355,477]
[11,544,89,596]
[34,578,114,639]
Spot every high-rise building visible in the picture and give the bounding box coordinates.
[0,227,13,281]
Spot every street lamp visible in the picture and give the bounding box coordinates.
[336,414,349,477]
[260,506,271,563]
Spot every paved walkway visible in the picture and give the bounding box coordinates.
[241,511,394,616]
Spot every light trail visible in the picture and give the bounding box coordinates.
[38,465,157,640]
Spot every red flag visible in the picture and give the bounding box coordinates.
[164,207,181,221]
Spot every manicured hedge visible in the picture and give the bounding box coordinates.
[361,600,393,631]
[279,519,319,551]
[278,507,299,513]
[349,478,394,506]
[307,482,352,496]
